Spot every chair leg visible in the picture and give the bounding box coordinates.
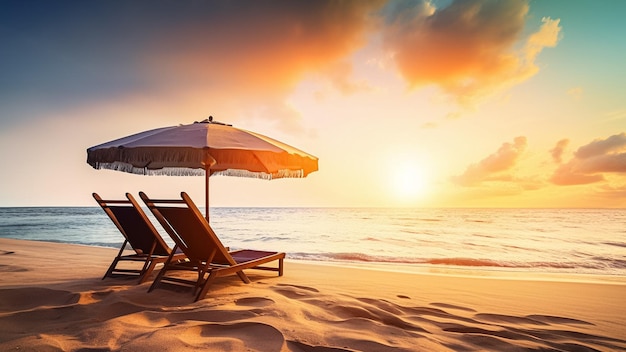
[148,259,172,293]
[191,267,204,296]
[103,240,128,280]
[102,258,120,280]
[236,271,251,284]
[148,245,180,292]
[195,272,218,302]
[139,259,158,284]
[138,241,159,283]
[138,256,152,277]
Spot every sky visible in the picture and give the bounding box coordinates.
[1,0,625,208]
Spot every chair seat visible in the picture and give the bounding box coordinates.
[140,191,285,301]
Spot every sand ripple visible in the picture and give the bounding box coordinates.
[0,279,625,351]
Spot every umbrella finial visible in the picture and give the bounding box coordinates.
[195,116,214,124]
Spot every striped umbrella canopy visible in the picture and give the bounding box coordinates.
[87,117,318,221]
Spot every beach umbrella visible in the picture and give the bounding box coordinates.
[86,117,319,221]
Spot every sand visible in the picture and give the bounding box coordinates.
[1,238,625,352]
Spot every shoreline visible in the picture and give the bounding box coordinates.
[1,238,626,351]
[6,237,626,285]
[297,259,626,285]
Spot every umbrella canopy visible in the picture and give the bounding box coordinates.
[87,117,318,220]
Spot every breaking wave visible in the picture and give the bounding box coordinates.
[287,252,626,273]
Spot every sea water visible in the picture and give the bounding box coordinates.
[1,207,625,276]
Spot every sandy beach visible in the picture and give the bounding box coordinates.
[1,238,625,351]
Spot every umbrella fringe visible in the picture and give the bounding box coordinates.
[213,169,306,180]
[92,162,205,176]
[92,162,305,179]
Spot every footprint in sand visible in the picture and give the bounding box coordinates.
[430,302,477,312]
[272,284,320,299]
[275,283,320,292]
[235,297,275,307]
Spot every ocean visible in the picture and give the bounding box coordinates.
[1,207,625,277]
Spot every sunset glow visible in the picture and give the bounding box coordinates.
[391,163,429,200]
[0,0,625,208]
[384,152,431,202]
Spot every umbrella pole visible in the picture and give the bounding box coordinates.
[205,167,210,223]
[203,155,217,224]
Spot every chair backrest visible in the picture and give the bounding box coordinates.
[139,191,235,265]
[93,193,171,256]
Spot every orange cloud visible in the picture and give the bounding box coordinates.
[0,1,386,133]
[550,139,569,164]
[1,0,562,132]
[594,184,626,200]
[139,1,385,131]
[453,136,527,186]
[551,133,626,185]
[575,133,626,159]
[382,0,561,105]
[550,168,604,186]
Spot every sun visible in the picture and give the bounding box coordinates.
[390,161,429,200]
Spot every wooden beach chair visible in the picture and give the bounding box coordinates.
[93,193,187,284]
[139,191,285,302]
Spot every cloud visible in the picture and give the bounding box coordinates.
[322,61,373,95]
[551,133,626,185]
[453,136,527,186]
[574,133,626,159]
[550,168,604,186]
[550,139,569,164]
[0,0,385,131]
[144,2,384,90]
[593,184,626,200]
[381,0,561,105]
[0,0,562,131]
